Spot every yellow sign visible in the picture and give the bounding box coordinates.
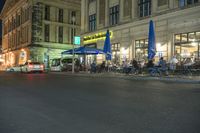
[83,31,113,43]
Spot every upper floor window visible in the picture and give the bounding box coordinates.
[58,9,63,23]
[89,14,96,31]
[138,0,151,17]
[58,26,63,43]
[179,0,198,7]
[45,5,50,20]
[44,24,50,42]
[70,11,76,24]
[109,5,119,26]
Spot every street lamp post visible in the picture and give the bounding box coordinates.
[72,16,75,74]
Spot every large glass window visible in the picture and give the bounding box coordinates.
[135,39,148,60]
[174,31,200,60]
[109,5,119,26]
[112,43,120,64]
[89,14,96,31]
[138,0,151,17]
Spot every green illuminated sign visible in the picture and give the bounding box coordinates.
[74,36,81,45]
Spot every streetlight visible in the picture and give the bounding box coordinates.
[72,16,76,74]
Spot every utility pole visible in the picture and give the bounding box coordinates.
[72,16,75,74]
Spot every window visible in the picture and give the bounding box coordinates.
[70,11,76,24]
[58,26,63,43]
[45,5,50,20]
[174,31,200,60]
[58,9,63,23]
[44,24,50,42]
[112,43,120,64]
[89,14,96,31]
[179,0,198,7]
[135,39,148,60]
[138,0,151,17]
[109,5,119,26]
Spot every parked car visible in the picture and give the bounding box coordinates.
[50,57,78,72]
[21,62,44,73]
[6,65,22,72]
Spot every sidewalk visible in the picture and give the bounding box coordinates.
[50,71,200,84]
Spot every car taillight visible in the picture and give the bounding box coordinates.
[28,65,33,68]
[40,65,44,68]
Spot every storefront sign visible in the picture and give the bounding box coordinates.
[83,31,113,43]
[74,36,81,45]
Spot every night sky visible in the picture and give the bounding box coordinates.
[0,0,6,40]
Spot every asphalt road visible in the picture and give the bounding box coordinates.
[0,72,200,133]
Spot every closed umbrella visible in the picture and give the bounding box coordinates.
[148,20,156,60]
[103,30,112,60]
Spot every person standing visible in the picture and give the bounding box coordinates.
[169,56,178,74]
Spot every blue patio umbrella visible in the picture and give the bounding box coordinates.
[148,20,156,60]
[61,46,104,55]
[103,30,112,60]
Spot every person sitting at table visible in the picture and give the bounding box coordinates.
[158,57,168,76]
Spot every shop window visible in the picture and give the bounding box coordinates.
[188,32,195,42]
[181,33,188,42]
[175,34,181,43]
[112,43,120,64]
[196,32,200,41]
[174,31,200,60]
[135,39,148,60]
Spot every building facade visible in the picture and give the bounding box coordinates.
[81,0,200,64]
[0,0,81,67]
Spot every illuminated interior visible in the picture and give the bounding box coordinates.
[175,31,200,60]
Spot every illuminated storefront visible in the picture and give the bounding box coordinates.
[174,31,200,60]
[135,39,148,61]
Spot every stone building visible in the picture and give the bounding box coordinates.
[81,0,200,64]
[0,0,81,67]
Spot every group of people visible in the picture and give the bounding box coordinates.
[86,55,199,76]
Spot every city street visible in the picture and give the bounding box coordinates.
[0,72,200,133]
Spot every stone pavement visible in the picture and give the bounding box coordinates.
[50,71,200,84]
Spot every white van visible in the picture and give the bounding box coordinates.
[50,57,77,72]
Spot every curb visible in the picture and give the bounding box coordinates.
[50,72,200,84]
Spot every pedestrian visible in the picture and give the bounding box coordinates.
[75,59,80,72]
[90,61,96,73]
[169,55,178,74]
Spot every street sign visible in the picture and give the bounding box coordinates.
[74,36,81,45]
